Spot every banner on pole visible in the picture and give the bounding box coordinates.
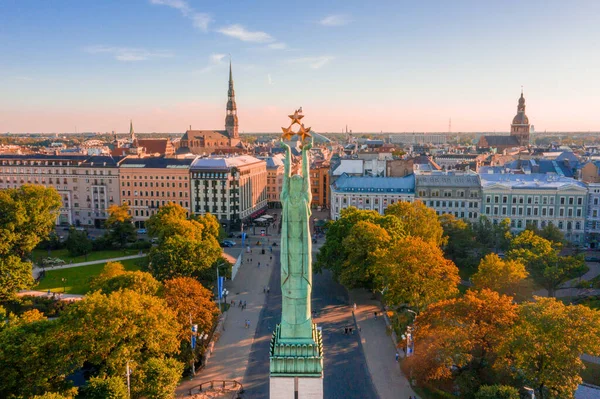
[218,276,225,299]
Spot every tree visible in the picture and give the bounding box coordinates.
[384,201,446,247]
[148,235,221,281]
[32,393,76,399]
[407,289,518,395]
[133,357,183,399]
[163,277,219,342]
[376,236,460,313]
[105,203,136,248]
[508,230,586,296]
[0,185,62,258]
[501,297,600,399]
[65,227,92,259]
[475,385,519,399]
[471,254,528,295]
[93,270,162,296]
[315,206,403,281]
[89,261,126,291]
[0,255,34,301]
[0,185,62,299]
[439,214,480,269]
[526,222,564,248]
[0,318,77,398]
[146,203,203,242]
[472,216,512,252]
[339,221,391,289]
[59,290,181,375]
[84,375,128,399]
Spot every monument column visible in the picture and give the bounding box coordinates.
[270,109,324,399]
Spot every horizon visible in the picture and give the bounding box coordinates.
[2,1,600,133]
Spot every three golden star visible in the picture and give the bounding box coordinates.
[281,108,312,142]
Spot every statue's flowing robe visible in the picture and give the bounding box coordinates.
[280,175,313,339]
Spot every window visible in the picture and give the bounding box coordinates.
[560,197,565,205]
[577,197,583,205]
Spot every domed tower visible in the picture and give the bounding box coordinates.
[225,61,239,140]
[510,89,531,146]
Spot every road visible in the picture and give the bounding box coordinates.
[241,249,378,399]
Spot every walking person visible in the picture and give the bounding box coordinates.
[267,286,270,294]
[258,261,260,268]
[395,352,399,362]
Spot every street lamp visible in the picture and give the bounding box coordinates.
[405,309,417,357]
[222,289,229,304]
[61,277,67,293]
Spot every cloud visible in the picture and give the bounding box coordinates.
[287,56,334,69]
[149,0,210,31]
[197,53,228,73]
[217,24,274,43]
[319,14,352,26]
[84,45,173,62]
[267,42,287,50]
[268,74,274,85]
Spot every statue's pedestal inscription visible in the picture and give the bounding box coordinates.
[269,110,323,399]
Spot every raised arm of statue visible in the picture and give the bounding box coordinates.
[301,139,312,179]
[280,140,291,199]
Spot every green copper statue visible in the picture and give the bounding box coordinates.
[279,137,313,339]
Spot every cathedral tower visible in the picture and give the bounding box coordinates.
[225,61,239,139]
[510,89,530,146]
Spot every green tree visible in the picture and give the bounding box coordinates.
[384,201,446,246]
[475,385,519,399]
[526,222,564,248]
[105,203,136,248]
[0,185,62,258]
[471,253,528,295]
[339,221,391,289]
[315,206,403,281]
[84,375,128,399]
[472,216,512,252]
[133,357,183,399]
[65,227,92,259]
[93,270,162,296]
[148,235,221,281]
[59,290,181,375]
[0,318,77,398]
[501,297,600,399]
[439,214,480,269]
[32,392,76,399]
[376,236,460,313]
[508,230,586,296]
[0,185,62,299]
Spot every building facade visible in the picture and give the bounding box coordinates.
[264,154,284,208]
[330,173,415,220]
[190,156,267,229]
[480,173,587,243]
[415,171,482,222]
[478,90,531,151]
[311,161,331,210]
[585,183,600,248]
[119,157,196,228]
[0,154,122,227]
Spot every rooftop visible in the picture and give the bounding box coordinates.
[190,155,265,170]
[480,173,586,190]
[332,173,415,193]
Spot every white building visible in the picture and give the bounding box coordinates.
[330,173,415,220]
[480,173,587,244]
[585,183,600,248]
[190,156,267,228]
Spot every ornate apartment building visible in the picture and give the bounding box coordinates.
[0,154,122,227]
[480,173,587,244]
[415,171,482,222]
[118,157,196,228]
[190,156,267,228]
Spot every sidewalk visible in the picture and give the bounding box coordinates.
[176,238,277,397]
[17,290,84,301]
[32,254,147,278]
[349,289,417,399]
[533,261,600,298]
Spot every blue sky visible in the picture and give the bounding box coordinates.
[1,0,599,133]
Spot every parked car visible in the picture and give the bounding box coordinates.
[137,229,147,234]
[584,256,600,262]
[220,240,236,247]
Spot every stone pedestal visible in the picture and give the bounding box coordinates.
[270,376,323,399]
[269,323,324,399]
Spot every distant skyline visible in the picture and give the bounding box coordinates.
[1,0,600,133]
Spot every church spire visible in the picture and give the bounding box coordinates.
[225,60,239,139]
[129,119,135,141]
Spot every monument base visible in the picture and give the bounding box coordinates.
[270,376,324,399]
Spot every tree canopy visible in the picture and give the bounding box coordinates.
[105,203,136,248]
[471,253,528,295]
[384,201,446,247]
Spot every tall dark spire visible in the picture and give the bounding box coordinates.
[129,120,136,141]
[225,60,239,139]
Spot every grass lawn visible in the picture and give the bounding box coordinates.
[582,360,600,386]
[31,248,144,265]
[35,257,146,295]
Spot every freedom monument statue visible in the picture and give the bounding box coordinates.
[269,110,324,398]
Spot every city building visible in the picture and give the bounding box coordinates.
[580,161,600,183]
[480,173,587,243]
[415,171,481,222]
[585,183,600,248]
[478,90,531,151]
[0,154,122,227]
[263,154,285,208]
[119,157,196,228]
[190,155,267,229]
[178,63,243,155]
[310,160,331,210]
[330,173,415,220]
